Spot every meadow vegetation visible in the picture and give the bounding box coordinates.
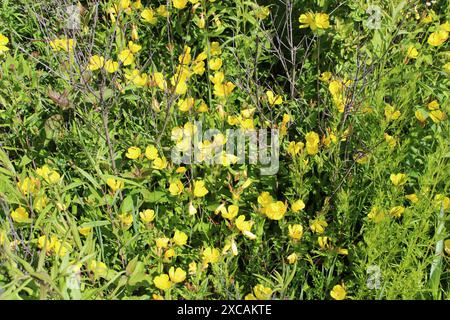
[0,0,449,300]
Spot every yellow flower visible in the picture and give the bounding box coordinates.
[133,0,142,10]
[104,59,119,73]
[258,192,274,207]
[195,51,208,63]
[164,248,176,262]
[444,62,450,73]
[221,152,239,167]
[169,267,186,283]
[305,131,320,155]
[188,261,198,275]
[196,15,206,29]
[119,0,131,10]
[265,201,287,220]
[441,22,450,32]
[145,145,158,160]
[178,45,192,65]
[329,80,343,97]
[202,247,220,265]
[239,119,254,131]
[0,33,10,53]
[337,248,348,255]
[406,46,418,59]
[141,8,157,24]
[415,109,428,123]
[193,180,209,197]
[169,179,184,196]
[405,194,419,204]
[299,12,330,30]
[152,157,168,170]
[367,207,385,223]
[429,110,447,123]
[253,284,272,300]
[427,100,440,110]
[421,11,434,24]
[209,58,223,70]
[38,235,57,251]
[35,165,51,179]
[322,130,337,147]
[131,24,139,41]
[235,215,255,239]
[88,55,105,71]
[291,199,305,212]
[11,207,30,223]
[176,166,187,174]
[209,71,224,84]
[125,69,148,87]
[53,240,72,257]
[390,173,407,186]
[17,177,40,195]
[318,236,329,249]
[128,41,142,54]
[106,6,118,22]
[153,72,167,90]
[152,294,164,300]
[214,82,236,98]
[156,5,169,17]
[299,12,315,29]
[266,90,283,106]
[223,239,239,255]
[153,274,172,290]
[209,42,222,56]
[139,209,155,223]
[174,80,188,95]
[193,61,205,75]
[173,230,188,246]
[245,293,257,300]
[319,71,332,82]
[36,165,61,184]
[330,284,346,300]
[389,206,405,218]
[118,49,134,66]
[88,260,108,278]
[188,202,197,216]
[287,141,304,156]
[384,104,401,122]
[314,13,330,29]
[288,224,303,240]
[310,218,328,234]
[156,237,170,249]
[33,195,48,212]
[78,226,92,236]
[119,213,133,229]
[172,0,188,9]
[287,253,298,264]
[428,30,448,46]
[197,100,208,112]
[178,97,195,112]
[241,108,256,119]
[219,204,239,220]
[106,178,124,192]
[48,171,61,184]
[384,133,396,149]
[50,38,75,52]
[125,146,141,159]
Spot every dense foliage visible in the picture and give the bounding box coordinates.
[0,0,449,300]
